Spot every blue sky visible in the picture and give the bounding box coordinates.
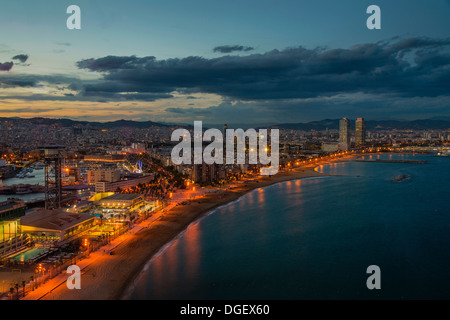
[0,0,449,125]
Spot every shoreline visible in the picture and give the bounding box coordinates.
[117,165,332,300]
[119,168,336,300]
[30,156,355,300]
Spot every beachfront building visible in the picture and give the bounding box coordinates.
[0,198,28,259]
[97,194,144,209]
[339,118,351,151]
[192,163,222,183]
[20,209,95,244]
[90,193,147,221]
[355,117,366,146]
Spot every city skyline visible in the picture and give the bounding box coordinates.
[0,1,449,125]
[1,0,450,304]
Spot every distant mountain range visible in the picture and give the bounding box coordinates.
[0,117,170,129]
[270,119,450,131]
[1,117,450,131]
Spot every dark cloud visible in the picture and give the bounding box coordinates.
[81,91,173,101]
[2,36,450,123]
[77,55,156,72]
[0,62,13,71]
[12,54,28,63]
[0,74,81,88]
[161,95,450,126]
[0,71,171,103]
[213,45,254,53]
[76,37,450,101]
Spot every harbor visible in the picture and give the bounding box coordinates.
[0,163,45,202]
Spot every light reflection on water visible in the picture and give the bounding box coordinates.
[128,154,450,300]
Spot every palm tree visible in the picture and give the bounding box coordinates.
[14,283,19,300]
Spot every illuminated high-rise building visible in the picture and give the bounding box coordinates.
[339,118,351,150]
[355,118,366,146]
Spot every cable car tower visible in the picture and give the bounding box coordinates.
[41,145,65,210]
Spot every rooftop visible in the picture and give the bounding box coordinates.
[21,209,94,231]
[0,198,26,213]
[100,194,143,201]
[62,185,93,190]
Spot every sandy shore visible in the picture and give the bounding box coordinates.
[25,158,352,300]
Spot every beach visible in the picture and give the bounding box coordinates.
[23,157,353,300]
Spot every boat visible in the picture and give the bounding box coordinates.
[436,151,450,157]
[391,174,410,182]
[0,186,14,194]
[33,162,45,170]
[15,186,33,194]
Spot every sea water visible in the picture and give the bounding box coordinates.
[127,154,450,299]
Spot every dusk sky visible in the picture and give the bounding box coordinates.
[0,0,450,126]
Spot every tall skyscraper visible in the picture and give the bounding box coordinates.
[339,118,351,150]
[355,118,366,146]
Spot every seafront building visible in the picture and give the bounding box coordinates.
[95,193,144,210]
[339,118,351,151]
[192,163,222,183]
[20,208,95,244]
[355,118,366,146]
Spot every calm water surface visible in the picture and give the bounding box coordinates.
[127,154,450,299]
